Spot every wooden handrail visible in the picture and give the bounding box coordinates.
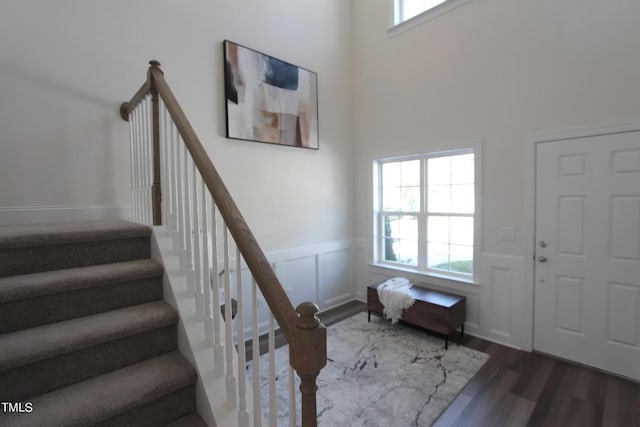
[120,61,326,426]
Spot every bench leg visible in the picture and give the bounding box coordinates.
[461,323,464,337]
[368,310,371,322]
[445,337,449,350]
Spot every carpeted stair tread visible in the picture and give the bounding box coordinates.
[0,221,152,277]
[0,220,150,249]
[0,301,177,371]
[164,412,209,426]
[0,259,163,303]
[1,352,196,427]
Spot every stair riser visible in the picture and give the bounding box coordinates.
[0,326,177,402]
[94,385,196,427]
[0,237,151,277]
[0,277,162,333]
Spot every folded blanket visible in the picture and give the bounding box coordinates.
[377,277,415,324]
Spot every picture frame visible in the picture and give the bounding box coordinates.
[223,40,319,150]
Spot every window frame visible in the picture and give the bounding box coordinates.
[389,0,474,38]
[372,145,481,284]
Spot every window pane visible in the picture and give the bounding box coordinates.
[427,216,449,244]
[383,215,393,238]
[450,245,473,275]
[383,238,398,262]
[400,160,421,186]
[428,185,450,213]
[397,239,418,266]
[451,184,474,213]
[428,156,450,185]
[383,215,418,266]
[385,215,418,239]
[382,159,421,212]
[399,215,418,239]
[382,162,400,188]
[450,216,473,246]
[451,153,474,184]
[427,242,449,270]
[401,0,447,22]
[383,238,418,266]
[401,186,420,211]
[382,187,401,211]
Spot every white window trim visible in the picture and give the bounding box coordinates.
[388,0,474,38]
[372,142,482,285]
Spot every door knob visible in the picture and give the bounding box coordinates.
[538,256,547,263]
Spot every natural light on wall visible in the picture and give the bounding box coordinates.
[395,0,447,24]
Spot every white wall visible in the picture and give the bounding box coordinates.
[0,0,354,256]
[352,0,640,348]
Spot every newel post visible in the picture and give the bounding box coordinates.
[148,60,163,226]
[290,302,327,427]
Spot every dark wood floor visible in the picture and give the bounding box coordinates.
[316,301,640,427]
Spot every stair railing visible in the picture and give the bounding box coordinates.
[120,60,326,427]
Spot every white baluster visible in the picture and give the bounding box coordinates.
[236,249,250,427]
[136,103,145,223]
[223,226,237,408]
[127,107,135,222]
[175,135,186,270]
[157,100,164,221]
[251,278,262,427]
[268,313,276,426]
[135,101,143,223]
[210,201,224,376]
[192,164,205,321]
[130,106,139,222]
[182,144,195,293]
[288,363,296,427]
[159,101,170,226]
[141,97,151,224]
[165,114,173,236]
[146,96,154,225]
[201,182,214,347]
[170,124,180,251]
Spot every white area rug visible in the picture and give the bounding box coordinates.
[247,312,488,426]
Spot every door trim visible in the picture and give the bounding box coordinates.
[523,119,640,352]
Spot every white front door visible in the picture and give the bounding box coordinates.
[534,128,640,381]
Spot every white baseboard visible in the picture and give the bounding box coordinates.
[0,205,128,225]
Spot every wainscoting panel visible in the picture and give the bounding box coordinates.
[269,240,354,312]
[221,241,355,340]
[487,266,513,339]
[321,248,354,308]
[464,293,480,332]
[279,255,319,307]
[353,239,370,301]
[478,253,525,348]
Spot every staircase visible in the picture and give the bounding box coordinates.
[0,220,207,426]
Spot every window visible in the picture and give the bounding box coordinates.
[394,0,447,25]
[390,0,474,35]
[374,149,478,281]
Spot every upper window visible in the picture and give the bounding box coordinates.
[394,0,447,25]
[373,148,479,281]
[390,0,473,35]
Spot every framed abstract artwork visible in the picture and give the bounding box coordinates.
[223,40,319,150]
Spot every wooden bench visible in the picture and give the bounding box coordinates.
[367,283,466,349]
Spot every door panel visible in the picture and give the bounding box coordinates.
[534,130,640,381]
